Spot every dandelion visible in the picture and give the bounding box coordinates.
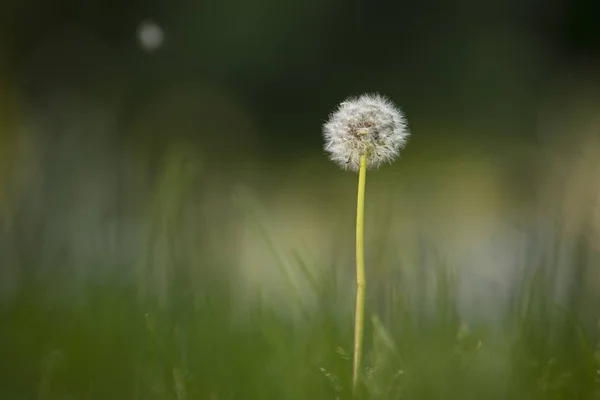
[322,93,409,393]
[323,93,409,172]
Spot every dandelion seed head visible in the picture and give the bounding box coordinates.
[322,93,409,171]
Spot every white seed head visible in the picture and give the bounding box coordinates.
[322,93,409,172]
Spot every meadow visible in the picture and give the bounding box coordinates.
[1,125,599,399]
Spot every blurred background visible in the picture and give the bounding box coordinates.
[1,0,600,398]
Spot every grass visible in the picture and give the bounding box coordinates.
[0,149,599,399]
[0,234,598,400]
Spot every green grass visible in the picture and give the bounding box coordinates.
[0,244,598,400]
[1,147,599,399]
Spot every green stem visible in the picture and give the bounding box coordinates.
[352,154,367,394]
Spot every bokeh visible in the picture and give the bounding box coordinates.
[1,0,600,398]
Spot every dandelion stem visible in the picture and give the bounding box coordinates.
[352,153,367,393]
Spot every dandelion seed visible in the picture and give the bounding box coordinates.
[322,93,409,172]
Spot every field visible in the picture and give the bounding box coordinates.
[1,134,599,399]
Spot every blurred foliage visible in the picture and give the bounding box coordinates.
[0,0,599,397]
[0,131,598,398]
[1,231,599,399]
[0,72,18,211]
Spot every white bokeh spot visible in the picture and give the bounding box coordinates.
[137,20,164,52]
